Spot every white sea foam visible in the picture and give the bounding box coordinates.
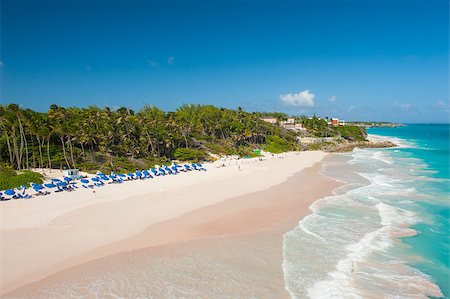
[376,202,419,227]
[306,224,395,298]
[367,134,415,148]
[302,204,424,298]
[282,137,445,299]
[297,214,327,242]
[372,151,394,164]
[357,172,396,187]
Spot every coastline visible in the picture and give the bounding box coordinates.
[283,130,446,298]
[1,151,340,297]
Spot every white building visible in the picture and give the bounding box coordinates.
[63,169,81,180]
[280,118,295,126]
[260,117,277,124]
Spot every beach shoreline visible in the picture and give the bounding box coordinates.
[1,151,340,297]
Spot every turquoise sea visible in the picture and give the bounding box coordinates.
[283,124,449,298]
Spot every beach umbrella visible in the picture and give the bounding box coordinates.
[63,177,72,182]
[91,177,100,182]
[44,183,57,188]
[108,175,116,180]
[80,179,90,184]
[51,178,61,183]
[117,174,126,178]
[4,189,15,196]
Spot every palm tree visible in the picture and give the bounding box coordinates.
[48,105,71,169]
[0,106,14,166]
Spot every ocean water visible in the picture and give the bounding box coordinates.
[283,124,450,298]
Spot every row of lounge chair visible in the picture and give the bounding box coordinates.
[83,163,206,187]
[0,163,207,201]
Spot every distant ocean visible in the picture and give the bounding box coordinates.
[283,124,450,298]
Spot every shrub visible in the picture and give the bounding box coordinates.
[332,126,367,141]
[173,148,206,162]
[0,167,44,190]
[307,142,334,151]
[264,135,294,154]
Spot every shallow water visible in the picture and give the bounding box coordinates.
[283,124,449,298]
[7,232,289,299]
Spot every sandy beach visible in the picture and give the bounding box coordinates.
[1,151,340,297]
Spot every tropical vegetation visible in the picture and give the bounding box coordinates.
[0,104,300,173]
[0,165,43,190]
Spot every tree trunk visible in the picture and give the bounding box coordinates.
[109,152,114,169]
[60,136,71,169]
[12,127,21,170]
[24,136,29,169]
[31,135,36,168]
[145,130,156,157]
[37,136,44,169]
[4,130,14,166]
[17,118,26,169]
[183,133,189,149]
[68,136,76,168]
[80,142,85,156]
[47,136,52,172]
[22,130,29,169]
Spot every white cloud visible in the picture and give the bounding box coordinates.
[400,103,411,111]
[280,90,316,107]
[436,100,449,112]
[347,106,356,113]
[167,56,175,65]
[393,101,413,112]
[147,60,159,67]
[328,95,336,103]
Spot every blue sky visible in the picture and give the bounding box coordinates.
[0,0,448,122]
